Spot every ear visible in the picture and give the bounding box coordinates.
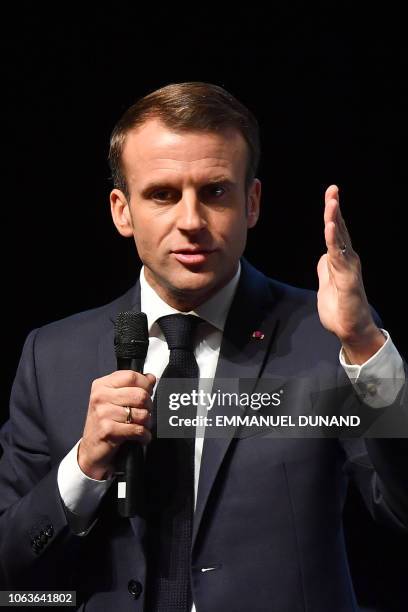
[246,178,261,228]
[110,189,134,237]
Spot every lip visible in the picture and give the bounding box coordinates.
[171,248,216,265]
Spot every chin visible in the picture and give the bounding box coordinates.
[172,277,216,296]
[147,264,229,304]
[168,271,219,297]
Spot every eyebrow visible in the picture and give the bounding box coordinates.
[140,176,235,196]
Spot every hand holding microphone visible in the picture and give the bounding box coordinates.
[78,313,154,517]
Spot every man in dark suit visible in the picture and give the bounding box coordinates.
[0,82,407,611]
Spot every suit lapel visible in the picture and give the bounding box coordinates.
[193,259,279,546]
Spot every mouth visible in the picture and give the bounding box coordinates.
[171,248,216,265]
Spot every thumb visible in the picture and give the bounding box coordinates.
[317,254,331,288]
[144,373,157,395]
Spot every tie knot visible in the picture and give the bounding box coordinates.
[157,314,202,351]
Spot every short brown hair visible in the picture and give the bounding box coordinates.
[108,82,260,199]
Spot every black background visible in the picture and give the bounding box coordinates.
[1,2,407,609]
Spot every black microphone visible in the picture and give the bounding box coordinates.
[114,311,149,518]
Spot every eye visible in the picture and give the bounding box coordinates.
[211,185,225,196]
[201,184,227,200]
[151,189,179,203]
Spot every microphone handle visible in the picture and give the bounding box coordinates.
[115,356,146,518]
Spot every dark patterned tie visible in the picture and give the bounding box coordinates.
[144,314,201,612]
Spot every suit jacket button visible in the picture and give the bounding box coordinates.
[127,579,143,599]
[45,524,54,537]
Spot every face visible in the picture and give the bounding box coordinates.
[110,119,261,310]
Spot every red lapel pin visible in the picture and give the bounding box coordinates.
[252,330,265,340]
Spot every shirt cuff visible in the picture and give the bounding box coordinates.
[340,329,406,408]
[57,439,114,535]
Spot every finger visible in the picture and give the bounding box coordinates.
[324,197,352,257]
[97,386,153,410]
[116,406,152,426]
[334,204,353,250]
[324,188,350,246]
[94,404,152,426]
[323,185,339,225]
[109,421,152,445]
[324,221,350,270]
[325,184,339,202]
[99,370,156,393]
[331,218,349,252]
[324,185,354,251]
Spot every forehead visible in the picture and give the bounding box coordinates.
[121,119,248,182]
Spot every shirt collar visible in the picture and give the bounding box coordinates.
[140,262,241,333]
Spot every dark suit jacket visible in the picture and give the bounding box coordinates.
[1,259,407,611]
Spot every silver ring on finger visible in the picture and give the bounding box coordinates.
[339,244,347,256]
[124,406,133,424]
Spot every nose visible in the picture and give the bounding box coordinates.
[176,190,207,233]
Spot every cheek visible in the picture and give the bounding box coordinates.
[216,212,249,243]
[132,227,168,262]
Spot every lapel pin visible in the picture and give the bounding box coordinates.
[252,330,265,340]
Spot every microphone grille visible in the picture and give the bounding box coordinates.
[114,311,149,360]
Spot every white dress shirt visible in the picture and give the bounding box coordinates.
[58,264,405,542]
[58,264,239,533]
